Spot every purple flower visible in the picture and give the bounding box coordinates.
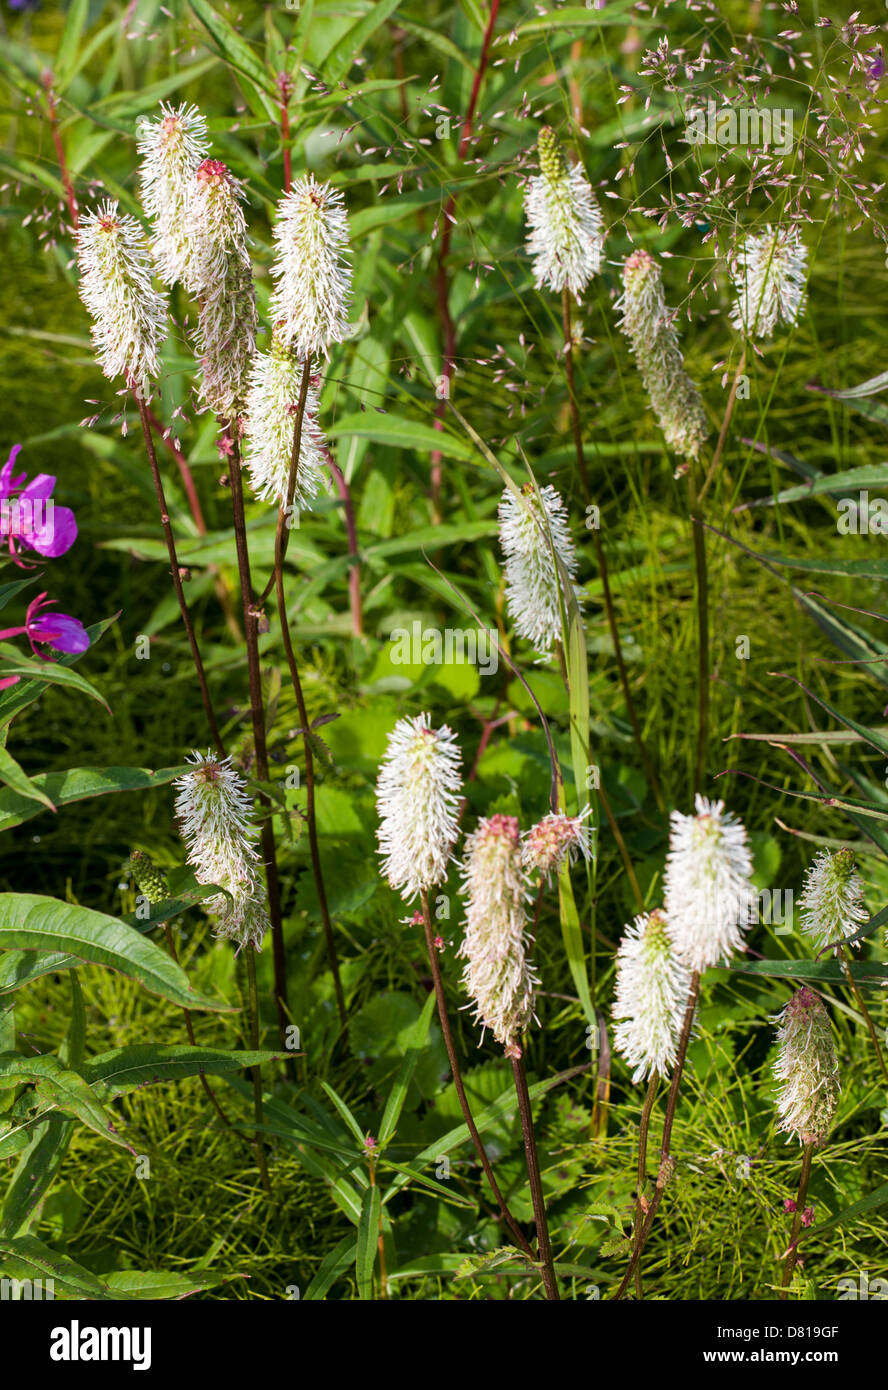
[0,592,90,660]
[1,444,78,564]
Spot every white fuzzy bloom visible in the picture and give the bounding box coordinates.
[174,750,269,951]
[664,795,756,974]
[524,127,604,299]
[799,849,867,952]
[612,911,692,1083]
[269,175,351,360]
[615,248,709,461]
[498,483,583,654]
[184,159,257,418]
[459,814,538,1054]
[773,988,840,1147]
[137,102,209,285]
[376,713,462,901]
[76,200,167,395]
[730,225,808,339]
[522,807,592,879]
[244,340,327,509]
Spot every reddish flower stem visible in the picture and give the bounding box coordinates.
[429,1,500,512]
[42,72,78,231]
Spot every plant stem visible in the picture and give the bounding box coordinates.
[631,1070,659,1299]
[266,364,348,1038]
[246,942,272,1196]
[429,0,500,514]
[42,72,78,231]
[324,450,364,638]
[780,1142,814,1297]
[840,947,888,1087]
[419,890,534,1259]
[613,969,700,1299]
[135,395,225,757]
[225,427,290,1040]
[562,289,663,811]
[162,923,237,1134]
[510,1052,560,1299]
[698,349,746,505]
[687,462,709,796]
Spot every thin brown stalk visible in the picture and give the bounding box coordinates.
[631,1070,659,1299]
[614,970,700,1299]
[419,890,534,1259]
[780,1142,814,1297]
[135,395,224,757]
[42,73,78,231]
[266,363,348,1037]
[225,427,290,1040]
[562,290,663,811]
[246,942,272,1196]
[510,1052,559,1299]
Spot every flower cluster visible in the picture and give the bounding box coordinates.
[137,102,209,286]
[612,910,691,1083]
[773,988,840,1147]
[174,751,270,951]
[730,226,808,339]
[76,200,167,395]
[498,483,582,654]
[524,127,604,300]
[522,808,591,879]
[799,849,867,952]
[664,795,756,973]
[244,340,327,509]
[616,249,709,462]
[375,713,462,901]
[269,175,352,360]
[459,814,538,1055]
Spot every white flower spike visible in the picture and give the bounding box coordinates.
[459,814,538,1056]
[498,482,582,655]
[376,713,462,902]
[76,200,167,396]
[174,751,270,951]
[799,849,867,953]
[664,795,756,974]
[616,248,709,462]
[269,175,352,360]
[612,910,691,1084]
[245,340,327,509]
[773,988,840,1147]
[137,102,209,286]
[524,127,604,300]
[730,225,808,340]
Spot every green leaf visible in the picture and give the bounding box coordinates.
[82,1046,280,1101]
[54,0,89,87]
[0,894,230,1012]
[302,1233,355,1301]
[327,412,475,461]
[0,1235,115,1300]
[0,1116,72,1239]
[0,763,189,834]
[379,991,436,1146]
[0,1052,132,1152]
[718,959,888,985]
[796,1182,888,1246]
[0,746,56,813]
[355,1184,381,1300]
[324,0,403,84]
[187,0,277,103]
[511,1,639,35]
[104,1269,235,1298]
[0,654,110,711]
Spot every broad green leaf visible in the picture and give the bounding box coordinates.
[0,1235,115,1300]
[0,746,55,812]
[104,1270,234,1298]
[0,1116,71,1238]
[719,959,888,985]
[54,0,89,87]
[0,764,188,834]
[796,1182,888,1245]
[324,0,403,84]
[327,413,475,461]
[82,1046,280,1101]
[0,1052,132,1152]
[0,895,230,1012]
